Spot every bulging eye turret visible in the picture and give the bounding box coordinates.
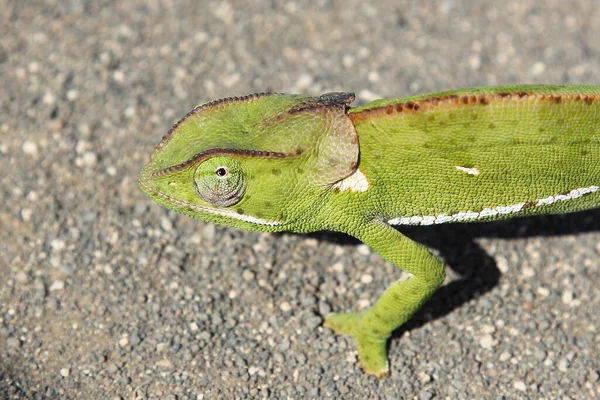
[194,156,246,207]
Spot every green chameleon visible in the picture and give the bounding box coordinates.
[139,85,600,378]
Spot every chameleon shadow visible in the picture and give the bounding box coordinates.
[301,207,600,334]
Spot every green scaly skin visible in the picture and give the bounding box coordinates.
[139,85,600,378]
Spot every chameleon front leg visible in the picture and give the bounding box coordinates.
[323,220,446,378]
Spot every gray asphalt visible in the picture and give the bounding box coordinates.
[1,1,599,399]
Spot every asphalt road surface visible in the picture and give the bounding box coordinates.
[1,1,599,399]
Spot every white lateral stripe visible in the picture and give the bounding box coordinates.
[195,205,281,226]
[455,166,481,176]
[388,185,599,226]
[332,168,370,192]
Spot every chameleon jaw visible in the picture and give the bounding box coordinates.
[138,174,282,227]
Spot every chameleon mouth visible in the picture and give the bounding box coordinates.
[137,173,282,226]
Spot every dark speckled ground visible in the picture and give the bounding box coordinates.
[1,1,599,398]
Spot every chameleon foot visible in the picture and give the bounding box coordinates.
[324,312,390,378]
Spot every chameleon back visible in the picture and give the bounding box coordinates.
[346,85,600,225]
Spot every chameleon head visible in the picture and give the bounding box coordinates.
[138,92,359,232]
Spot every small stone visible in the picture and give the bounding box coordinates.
[50,239,65,251]
[113,70,125,82]
[66,89,79,101]
[342,54,354,68]
[496,256,509,273]
[332,262,344,273]
[15,67,26,79]
[118,337,129,347]
[561,290,573,305]
[14,271,29,284]
[202,224,215,240]
[280,302,292,312]
[418,372,432,384]
[156,343,169,352]
[27,191,38,201]
[558,358,569,372]
[106,364,118,374]
[305,316,322,330]
[223,73,241,89]
[20,208,33,222]
[189,322,199,331]
[76,140,89,154]
[304,238,318,247]
[49,280,65,291]
[28,61,40,73]
[156,359,173,369]
[469,54,481,70]
[48,119,65,131]
[242,270,255,281]
[279,339,290,352]
[360,274,373,284]
[82,152,97,167]
[213,1,233,24]
[43,92,56,105]
[198,331,211,341]
[481,324,496,334]
[357,244,370,256]
[295,74,312,90]
[124,105,136,118]
[160,216,173,232]
[358,89,379,103]
[499,351,511,362]
[129,334,141,346]
[60,368,70,377]
[530,61,546,76]
[522,267,535,278]
[6,337,20,348]
[479,334,497,349]
[536,287,550,297]
[319,300,332,315]
[357,299,371,309]
[106,166,117,176]
[419,389,434,400]
[367,71,380,82]
[513,380,526,392]
[22,141,38,156]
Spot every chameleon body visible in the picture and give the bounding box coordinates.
[139,85,600,378]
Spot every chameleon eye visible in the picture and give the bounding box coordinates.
[194,157,245,207]
[215,166,229,177]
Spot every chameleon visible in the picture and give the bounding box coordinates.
[139,85,600,378]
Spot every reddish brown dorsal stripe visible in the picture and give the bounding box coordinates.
[151,93,275,160]
[348,92,598,125]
